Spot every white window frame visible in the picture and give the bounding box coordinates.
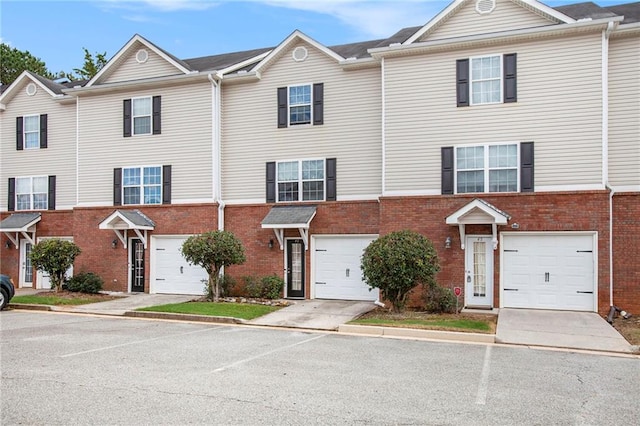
[454,143,519,194]
[288,84,312,126]
[276,159,326,202]
[15,176,48,211]
[122,166,162,205]
[469,54,503,106]
[23,114,40,149]
[132,97,152,136]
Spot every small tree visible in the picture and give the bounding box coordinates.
[361,230,440,312]
[180,231,246,301]
[30,240,81,292]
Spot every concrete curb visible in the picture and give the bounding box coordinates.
[124,310,248,324]
[338,324,495,343]
[8,303,52,311]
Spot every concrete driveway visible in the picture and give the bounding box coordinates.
[496,308,635,353]
[248,299,376,330]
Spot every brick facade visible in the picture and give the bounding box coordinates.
[612,193,640,314]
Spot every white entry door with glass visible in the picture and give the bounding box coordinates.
[464,236,493,308]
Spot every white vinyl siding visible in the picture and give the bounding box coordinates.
[77,82,213,205]
[0,80,76,211]
[608,35,640,189]
[384,33,603,193]
[222,42,381,202]
[424,0,555,42]
[103,42,184,84]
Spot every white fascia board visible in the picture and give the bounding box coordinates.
[0,71,59,104]
[372,17,623,59]
[221,71,262,83]
[404,0,467,45]
[515,0,576,24]
[261,223,312,229]
[339,57,379,70]
[252,30,344,75]
[611,21,640,37]
[64,72,207,96]
[86,34,192,88]
[218,51,272,76]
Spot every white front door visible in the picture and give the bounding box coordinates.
[36,237,74,289]
[465,236,493,308]
[19,240,34,288]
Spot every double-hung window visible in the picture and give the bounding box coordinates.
[456,53,517,106]
[23,115,40,149]
[123,166,162,205]
[456,144,518,193]
[277,160,325,202]
[15,176,48,210]
[132,97,152,135]
[470,55,501,105]
[289,85,311,125]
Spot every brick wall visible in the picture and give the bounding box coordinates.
[612,192,640,314]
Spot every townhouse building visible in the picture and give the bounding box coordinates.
[1,0,638,315]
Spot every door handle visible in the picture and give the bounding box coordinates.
[180,266,184,274]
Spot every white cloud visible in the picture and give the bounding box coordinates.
[257,1,441,38]
[100,0,219,13]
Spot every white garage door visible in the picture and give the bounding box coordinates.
[151,237,209,295]
[502,233,596,311]
[313,236,378,301]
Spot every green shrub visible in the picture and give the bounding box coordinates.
[66,272,103,294]
[423,285,457,314]
[243,275,284,299]
[218,275,237,297]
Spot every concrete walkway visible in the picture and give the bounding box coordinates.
[496,308,635,353]
[53,293,195,315]
[248,299,376,330]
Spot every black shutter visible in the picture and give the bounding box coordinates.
[162,165,171,204]
[326,158,336,201]
[123,99,132,137]
[277,87,288,128]
[48,175,56,210]
[504,53,517,103]
[152,96,162,135]
[8,178,16,211]
[266,162,276,203]
[313,83,324,125]
[456,59,469,107]
[16,117,24,150]
[520,142,534,192]
[40,114,48,148]
[114,168,122,206]
[441,147,454,195]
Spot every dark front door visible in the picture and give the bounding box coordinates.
[130,239,145,292]
[286,239,305,298]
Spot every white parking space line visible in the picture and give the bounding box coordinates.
[212,334,326,373]
[475,345,492,405]
[60,326,221,358]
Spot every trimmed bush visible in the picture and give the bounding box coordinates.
[66,272,104,294]
[423,285,457,313]
[243,275,284,299]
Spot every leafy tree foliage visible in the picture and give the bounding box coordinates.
[30,240,81,293]
[361,230,440,312]
[181,231,246,301]
[66,48,108,80]
[0,43,55,85]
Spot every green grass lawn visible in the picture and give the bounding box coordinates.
[137,302,280,320]
[350,317,492,332]
[11,294,111,306]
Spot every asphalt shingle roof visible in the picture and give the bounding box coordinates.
[261,206,317,226]
[0,212,42,230]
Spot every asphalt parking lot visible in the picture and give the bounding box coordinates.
[2,310,639,425]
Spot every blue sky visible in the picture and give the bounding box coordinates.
[0,0,613,76]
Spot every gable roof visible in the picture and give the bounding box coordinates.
[553,2,619,21]
[605,2,640,23]
[403,0,577,45]
[184,47,273,72]
[86,34,194,87]
[0,71,80,105]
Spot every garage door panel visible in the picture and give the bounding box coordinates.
[152,237,208,295]
[503,234,595,311]
[314,236,378,301]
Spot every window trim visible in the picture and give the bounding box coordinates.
[131,96,153,136]
[454,143,520,194]
[287,83,313,126]
[22,114,40,149]
[276,158,326,203]
[121,165,163,205]
[469,54,503,106]
[14,175,48,211]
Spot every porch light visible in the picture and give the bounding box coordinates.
[111,239,118,249]
[268,239,274,249]
[445,236,452,249]
[4,240,11,249]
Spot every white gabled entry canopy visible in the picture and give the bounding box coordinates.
[99,209,156,249]
[446,199,510,250]
[261,205,317,250]
[0,212,41,249]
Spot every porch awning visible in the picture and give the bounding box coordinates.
[99,209,156,249]
[0,212,41,249]
[445,199,510,250]
[261,205,317,250]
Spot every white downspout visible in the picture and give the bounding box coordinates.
[381,57,386,196]
[76,97,80,207]
[208,73,225,231]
